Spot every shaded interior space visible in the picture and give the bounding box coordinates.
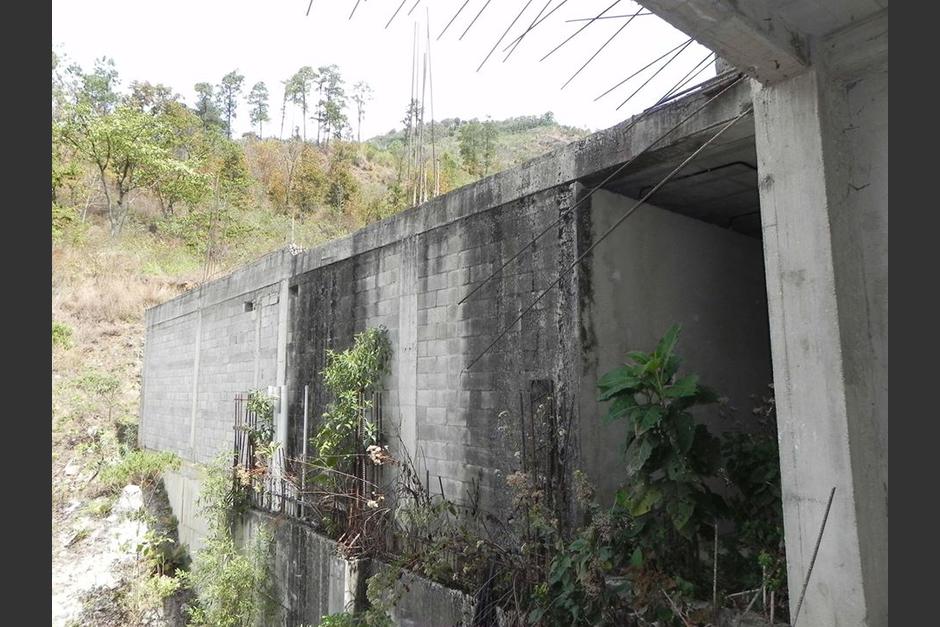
[576,114,776,506]
[590,114,762,238]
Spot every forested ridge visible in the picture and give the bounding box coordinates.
[52,53,589,274]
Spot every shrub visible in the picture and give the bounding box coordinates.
[597,324,725,567]
[100,449,181,491]
[52,202,78,241]
[52,320,74,349]
[314,327,391,466]
[182,455,276,627]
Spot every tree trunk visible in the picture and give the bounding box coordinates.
[98,166,118,236]
[112,189,130,237]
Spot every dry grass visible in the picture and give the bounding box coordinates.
[58,274,181,323]
[53,224,196,326]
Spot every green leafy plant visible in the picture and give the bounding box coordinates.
[598,325,724,565]
[243,389,275,445]
[721,384,788,614]
[136,527,188,577]
[310,568,397,627]
[531,521,626,625]
[313,327,391,467]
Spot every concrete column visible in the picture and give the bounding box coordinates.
[751,30,887,624]
[275,278,290,447]
[188,308,203,460]
[273,278,291,508]
[397,237,419,466]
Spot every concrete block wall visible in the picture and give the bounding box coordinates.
[284,184,581,517]
[137,77,778,622]
[140,248,293,463]
[145,184,774,535]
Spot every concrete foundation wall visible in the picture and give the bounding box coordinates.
[579,189,773,503]
[163,462,209,554]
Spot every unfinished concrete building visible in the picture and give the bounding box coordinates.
[140,2,887,625]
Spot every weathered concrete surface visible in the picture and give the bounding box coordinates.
[640,0,809,84]
[140,77,752,475]
[141,71,788,623]
[379,564,477,627]
[288,76,752,280]
[162,461,210,554]
[751,11,888,626]
[285,184,584,517]
[580,189,772,503]
[237,510,353,623]
[641,0,886,84]
[237,512,480,626]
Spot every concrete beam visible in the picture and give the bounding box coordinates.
[640,0,809,84]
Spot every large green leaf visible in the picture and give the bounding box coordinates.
[671,499,695,531]
[597,366,641,400]
[662,354,682,382]
[602,394,638,423]
[665,374,699,398]
[625,436,654,477]
[665,452,688,480]
[630,547,644,568]
[626,350,651,365]
[654,324,682,359]
[675,412,696,453]
[629,485,663,517]
[636,405,664,434]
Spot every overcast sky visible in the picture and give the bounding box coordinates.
[52,0,713,139]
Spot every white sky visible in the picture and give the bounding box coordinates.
[52,0,714,139]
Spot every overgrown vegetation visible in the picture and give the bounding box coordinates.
[181,455,277,627]
[315,326,785,626]
[99,450,181,492]
[314,327,392,466]
[243,389,276,446]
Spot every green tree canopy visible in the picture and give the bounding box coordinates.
[57,103,209,234]
[247,82,270,138]
[286,66,317,141]
[218,70,245,139]
[193,82,224,132]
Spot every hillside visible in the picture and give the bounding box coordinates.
[367,112,590,187]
